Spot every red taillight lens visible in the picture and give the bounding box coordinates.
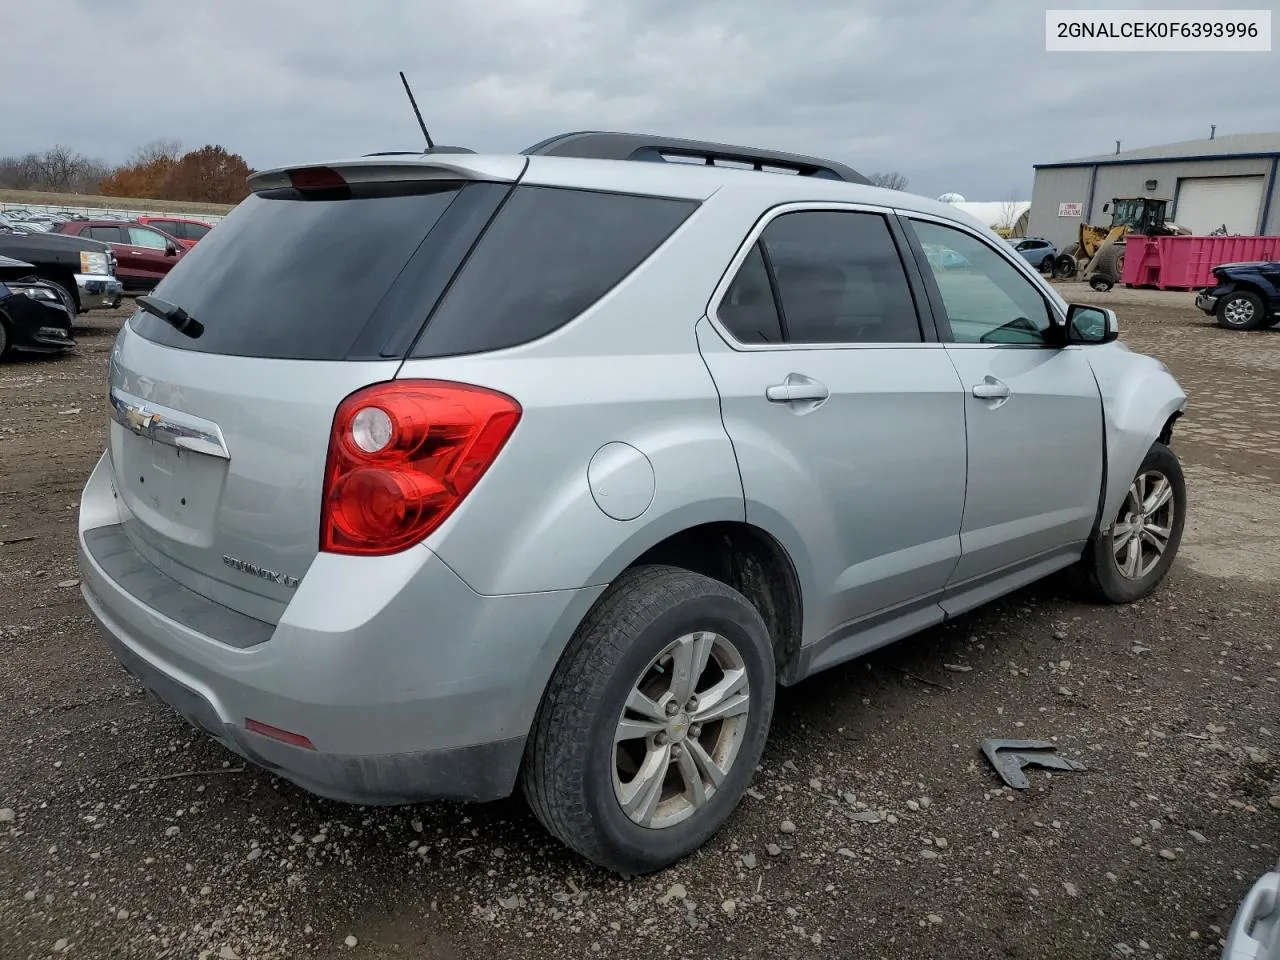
[288,166,348,191]
[320,380,521,556]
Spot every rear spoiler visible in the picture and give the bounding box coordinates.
[248,155,528,194]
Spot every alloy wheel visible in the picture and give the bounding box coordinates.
[612,631,751,829]
[1111,470,1176,579]
[1223,297,1255,326]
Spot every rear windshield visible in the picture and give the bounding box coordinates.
[130,181,697,361]
[130,186,465,360]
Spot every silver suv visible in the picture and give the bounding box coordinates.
[78,133,1188,875]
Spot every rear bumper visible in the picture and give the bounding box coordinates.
[77,451,600,804]
[75,274,124,311]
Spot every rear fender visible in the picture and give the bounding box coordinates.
[1086,344,1187,532]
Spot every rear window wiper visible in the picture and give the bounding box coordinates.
[136,295,204,339]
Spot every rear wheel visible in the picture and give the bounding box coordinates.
[1216,290,1266,331]
[1039,255,1055,272]
[522,565,775,875]
[1078,443,1185,604]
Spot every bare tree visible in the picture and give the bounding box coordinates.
[996,190,1024,235]
[0,145,114,194]
[868,171,909,191]
[130,138,183,167]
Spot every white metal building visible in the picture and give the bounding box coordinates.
[1028,132,1280,250]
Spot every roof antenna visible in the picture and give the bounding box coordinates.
[1115,140,1121,155]
[1210,124,1217,140]
[400,71,435,150]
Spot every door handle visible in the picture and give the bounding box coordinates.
[972,376,1010,400]
[766,374,829,403]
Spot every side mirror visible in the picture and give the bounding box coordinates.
[1066,303,1119,345]
[165,243,179,256]
[1102,202,1111,214]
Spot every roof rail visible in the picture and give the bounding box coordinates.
[363,146,477,157]
[522,131,870,185]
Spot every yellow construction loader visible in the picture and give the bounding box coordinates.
[1051,196,1189,291]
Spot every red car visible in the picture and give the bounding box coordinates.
[54,219,185,292]
[136,215,213,249]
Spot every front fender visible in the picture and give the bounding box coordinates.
[1087,343,1187,531]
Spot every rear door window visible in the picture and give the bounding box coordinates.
[87,225,126,243]
[410,186,697,358]
[759,211,924,344]
[184,222,212,240]
[130,185,474,360]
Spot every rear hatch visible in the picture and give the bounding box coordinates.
[104,157,523,623]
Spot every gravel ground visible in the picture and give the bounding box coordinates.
[2,284,1279,960]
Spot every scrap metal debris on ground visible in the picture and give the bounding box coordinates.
[981,738,1087,789]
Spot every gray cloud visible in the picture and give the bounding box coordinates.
[1,0,1270,199]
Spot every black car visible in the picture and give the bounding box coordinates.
[0,255,76,360]
[1195,260,1280,331]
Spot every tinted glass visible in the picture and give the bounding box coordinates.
[411,186,697,358]
[718,244,783,344]
[185,222,212,240]
[131,186,463,359]
[87,225,125,243]
[128,226,169,249]
[910,220,1053,345]
[148,220,182,238]
[759,211,922,344]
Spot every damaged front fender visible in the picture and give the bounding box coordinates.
[1086,343,1188,533]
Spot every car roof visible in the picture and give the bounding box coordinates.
[253,151,991,234]
[139,215,210,225]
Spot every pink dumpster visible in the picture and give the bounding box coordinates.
[1123,234,1280,290]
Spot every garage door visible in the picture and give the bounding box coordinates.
[1174,176,1265,235]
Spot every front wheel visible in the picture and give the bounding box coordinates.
[522,565,776,875]
[1078,442,1186,604]
[1216,290,1266,331]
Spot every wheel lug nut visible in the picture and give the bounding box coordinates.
[686,696,699,710]
[689,725,701,738]
[655,732,668,745]
[671,745,683,758]
[664,701,679,717]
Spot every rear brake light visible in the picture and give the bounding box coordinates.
[288,167,348,192]
[320,380,521,556]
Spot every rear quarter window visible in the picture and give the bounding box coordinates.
[409,186,697,358]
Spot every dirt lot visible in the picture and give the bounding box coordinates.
[2,285,1279,960]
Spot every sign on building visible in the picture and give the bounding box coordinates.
[1058,202,1083,217]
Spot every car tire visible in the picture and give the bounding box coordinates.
[1215,290,1267,331]
[1040,255,1054,273]
[0,315,10,361]
[1077,442,1186,604]
[522,564,776,875]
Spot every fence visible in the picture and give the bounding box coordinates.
[1,201,226,226]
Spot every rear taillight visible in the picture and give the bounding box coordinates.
[320,380,521,556]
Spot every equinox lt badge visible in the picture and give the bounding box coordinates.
[222,554,300,589]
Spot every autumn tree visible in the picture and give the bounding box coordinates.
[160,145,253,204]
[98,143,253,203]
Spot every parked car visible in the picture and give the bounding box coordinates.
[136,215,214,249]
[1223,859,1280,959]
[0,255,76,359]
[54,219,186,292]
[0,222,123,314]
[78,134,1188,876]
[1008,236,1057,272]
[1195,260,1280,330]
[922,242,970,270]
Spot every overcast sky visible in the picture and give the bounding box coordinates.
[0,0,1272,199]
